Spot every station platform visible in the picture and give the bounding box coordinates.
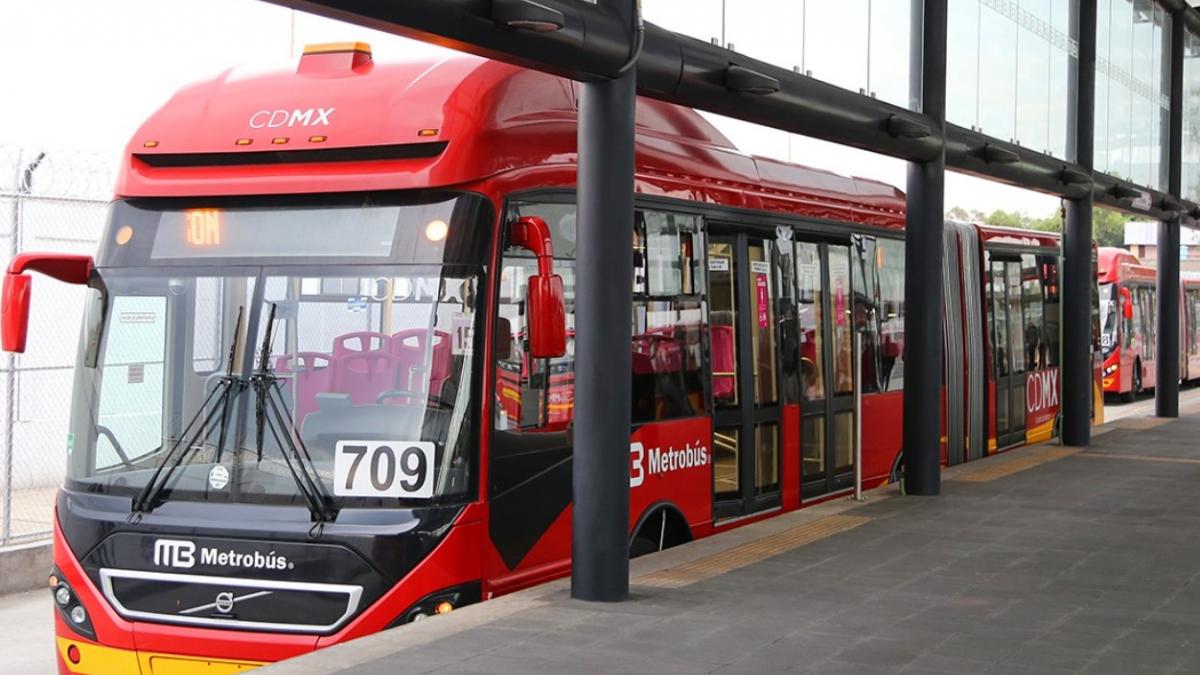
[267,396,1200,674]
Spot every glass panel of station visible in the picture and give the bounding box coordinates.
[640,0,916,110]
[947,0,1076,160]
[1185,28,1200,203]
[1095,0,1172,191]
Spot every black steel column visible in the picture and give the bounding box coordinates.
[1062,0,1097,447]
[571,69,636,600]
[903,0,947,496]
[1156,11,1185,419]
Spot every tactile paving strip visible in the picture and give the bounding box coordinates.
[1113,416,1173,431]
[955,446,1080,482]
[635,514,870,589]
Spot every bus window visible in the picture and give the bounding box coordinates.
[795,242,824,400]
[631,211,706,425]
[829,245,853,396]
[774,230,800,404]
[876,238,905,392]
[852,237,880,393]
[749,242,778,405]
[95,295,167,470]
[191,277,225,374]
[1006,262,1026,375]
[1021,254,1044,370]
[1038,256,1060,367]
[496,201,578,431]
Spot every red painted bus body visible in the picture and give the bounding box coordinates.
[1099,247,1159,400]
[1184,273,1200,382]
[18,48,1101,673]
[1098,248,1200,399]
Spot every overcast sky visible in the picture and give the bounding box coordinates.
[1,0,1060,217]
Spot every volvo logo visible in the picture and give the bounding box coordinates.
[214,592,235,614]
[179,589,273,617]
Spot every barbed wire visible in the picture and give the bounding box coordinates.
[0,145,117,202]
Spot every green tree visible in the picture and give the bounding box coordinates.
[944,203,1131,248]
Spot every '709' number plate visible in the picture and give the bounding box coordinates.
[333,441,435,498]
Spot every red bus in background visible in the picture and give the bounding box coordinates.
[1185,273,1200,382]
[1099,247,1200,401]
[1100,247,1159,401]
[0,45,1104,673]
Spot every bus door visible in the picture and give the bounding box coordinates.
[707,233,782,519]
[793,237,858,498]
[988,256,1027,448]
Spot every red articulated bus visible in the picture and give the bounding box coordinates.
[0,45,1100,673]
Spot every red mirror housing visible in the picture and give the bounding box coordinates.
[526,274,566,358]
[1120,286,1133,320]
[2,252,94,353]
[2,274,31,353]
[508,216,567,359]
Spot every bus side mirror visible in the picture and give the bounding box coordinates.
[495,316,513,361]
[526,274,566,358]
[2,252,94,353]
[507,216,567,359]
[1120,287,1133,320]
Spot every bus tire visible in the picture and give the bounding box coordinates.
[1122,361,1141,403]
[629,505,691,558]
[889,451,906,495]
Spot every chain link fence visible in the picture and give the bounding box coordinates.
[0,146,114,546]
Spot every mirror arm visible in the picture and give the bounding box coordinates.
[508,216,555,276]
[8,252,94,285]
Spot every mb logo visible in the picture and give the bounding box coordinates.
[153,539,196,569]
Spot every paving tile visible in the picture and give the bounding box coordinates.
[270,414,1200,675]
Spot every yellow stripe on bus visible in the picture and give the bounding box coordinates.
[57,637,264,675]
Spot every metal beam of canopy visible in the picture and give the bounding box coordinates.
[270,0,1199,222]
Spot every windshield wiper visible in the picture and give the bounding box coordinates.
[131,307,247,518]
[250,303,338,524]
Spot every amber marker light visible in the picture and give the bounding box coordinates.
[142,140,159,148]
[435,601,454,615]
[417,128,439,137]
[425,219,449,242]
[48,574,59,589]
[272,137,289,145]
[115,226,134,246]
[308,135,327,143]
[235,138,253,146]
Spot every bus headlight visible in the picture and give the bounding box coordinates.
[48,568,96,640]
[69,605,87,625]
[392,582,481,627]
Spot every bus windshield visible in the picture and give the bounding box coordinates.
[65,193,491,509]
[1099,282,1118,357]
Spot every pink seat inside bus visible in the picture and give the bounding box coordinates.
[632,333,683,375]
[331,351,402,405]
[333,331,391,359]
[392,329,452,394]
[711,324,736,401]
[274,352,333,423]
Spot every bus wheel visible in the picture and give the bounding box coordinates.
[629,508,691,558]
[1122,361,1141,403]
[889,452,906,495]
